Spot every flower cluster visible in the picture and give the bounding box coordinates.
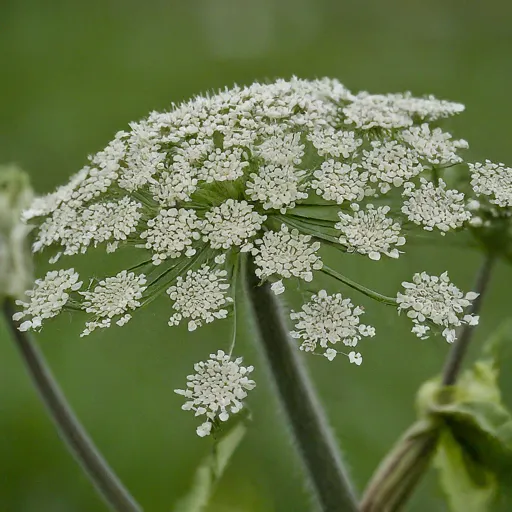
[469,160,512,209]
[17,78,491,434]
[290,290,374,362]
[397,272,479,342]
[174,350,255,437]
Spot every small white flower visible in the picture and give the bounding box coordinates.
[253,224,323,283]
[174,350,255,437]
[469,160,512,208]
[271,280,285,295]
[79,270,147,336]
[397,271,479,343]
[402,178,471,234]
[214,254,226,265]
[200,199,266,251]
[141,208,201,265]
[167,265,233,331]
[348,351,363,365]
[196,422,213,437]
[290,290,375,358]
[324,348,337,361]
[336,204,406,260]
[13,269,82,331]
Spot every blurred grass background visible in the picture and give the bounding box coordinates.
[1,0,512,510]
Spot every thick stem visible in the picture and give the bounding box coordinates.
[2,299,142,512]
[442,254,495,386]
[244,258,358,512]
[359,420,439,512]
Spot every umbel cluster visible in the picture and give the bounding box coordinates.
[15,78,511,435]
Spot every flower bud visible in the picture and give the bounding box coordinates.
[0,165,34,301]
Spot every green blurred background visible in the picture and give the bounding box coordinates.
[1,1,512,510]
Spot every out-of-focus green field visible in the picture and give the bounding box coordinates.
[1,1,511,510]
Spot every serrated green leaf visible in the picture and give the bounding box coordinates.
[172,421,247,512]
[435,429,497,512]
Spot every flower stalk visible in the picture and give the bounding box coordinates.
[441,254,495,385]
[2,299,142,512]
[244,257,359,512]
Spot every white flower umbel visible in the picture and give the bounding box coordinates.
[362,140,423,193]
[253,224,323,283]
[198,147,249,183]
[402,178,471,234]
[343,94,413,129]
[469,160,512,208]
[397,272,479,343]
[80,270,147,337]
[199,199,266,251]
[290,290,375,361]
[336,204,406,260]
[149,166,198,207]
[140,208,201,265]
[255,132,305,166]
[401,124,468,166]
[245,164,308,213]
[307,128,362,159]
[119,122,165,191]
[13,269,82,331]
[20,77,487,355]
[174,350,255,437]
[311,161,371,204]
[82,197,143,252]
[167,265,233,331]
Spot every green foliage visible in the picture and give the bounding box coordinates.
[417,323,512,511]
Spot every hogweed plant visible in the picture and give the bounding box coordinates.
[2,78,512,512]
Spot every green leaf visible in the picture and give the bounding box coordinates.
[172,420,247,512]
[435,429,497,512]
[433,400,512,476]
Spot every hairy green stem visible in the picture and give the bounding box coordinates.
[2,299,143,512]
[359,420,440,512]
[442,254,495,385]
[244,258,359,512]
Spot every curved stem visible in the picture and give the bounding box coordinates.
[322,265,397,305]
[442,254,495,385]
[2,299,143,512]
[244,258,359,512]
